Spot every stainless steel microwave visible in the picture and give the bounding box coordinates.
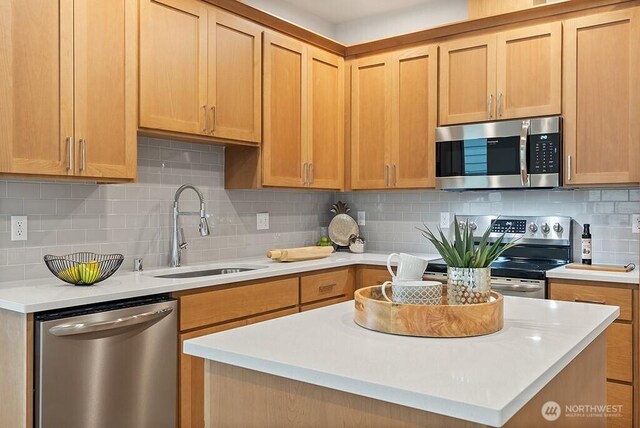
[435,117,562,190]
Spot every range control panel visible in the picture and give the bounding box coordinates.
[455,215,572,245]
[490,219,527,234]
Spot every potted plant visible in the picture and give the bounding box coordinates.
[417,219,519,305]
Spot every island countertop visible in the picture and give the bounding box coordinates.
[184,296,618,427]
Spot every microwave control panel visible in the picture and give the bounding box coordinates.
[529,134,560,174]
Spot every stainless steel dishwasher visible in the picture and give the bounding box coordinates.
[35,295,177,428]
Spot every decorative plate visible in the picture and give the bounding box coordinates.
[328,214,359,246]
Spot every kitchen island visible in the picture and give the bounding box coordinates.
[184,296,618,427]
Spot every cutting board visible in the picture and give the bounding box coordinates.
[266,246,334,262]
[565,263,636,273]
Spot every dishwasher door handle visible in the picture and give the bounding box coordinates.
[49,307,174,336]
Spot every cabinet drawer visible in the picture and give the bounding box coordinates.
[607,322,633,383]
[357,267,391,289]
[549,281,632,321]
[300,268,354,304]
[178,277,299,331]
[607,381,633,428]
[301,295,352,312]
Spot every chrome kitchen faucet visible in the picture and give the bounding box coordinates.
[170,184,210,267]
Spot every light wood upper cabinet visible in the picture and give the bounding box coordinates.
[351,46,437,190]
[351,54,393,190]
[74,0,137,179]
[439,35,496,125]
[140,0,208,135]
[496,22,561,119]
[392,46,437,188]
[439,22,561,125]
[563,8,640,186]
[262,31,306,187]
[208,9,262,142]
[262,31,344,189]
[140,0,262,144]
[0,0,72,177]
[308,47,345,189]
[0,0,136,181]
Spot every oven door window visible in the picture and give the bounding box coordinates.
[437,137,520,177]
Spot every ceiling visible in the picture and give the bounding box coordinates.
[276,0,440,24]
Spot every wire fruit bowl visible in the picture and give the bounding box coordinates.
[43,252,124,286]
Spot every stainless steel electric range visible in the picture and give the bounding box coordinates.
[424,215,572,299]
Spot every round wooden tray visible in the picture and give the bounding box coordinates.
[354,286,504,338]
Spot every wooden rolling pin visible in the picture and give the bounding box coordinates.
[267,246,334,262]
[565,263,636,273]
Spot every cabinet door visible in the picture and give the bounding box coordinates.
[139,0,208,135]
[496,22,561,119]
[0,0,73,176]
[391,46,437,189]
[178,307,298,428]
[564,8,640,185]
[74,0,137,180]
[262,31,306,187]
[439,35,497,125]
[208,9,262,143]
[308,47,344,190]
[351,54,393,190]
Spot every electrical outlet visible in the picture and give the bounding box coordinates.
[256,212,269,230]
[11,216,27,241]
[440,212,450,229]
[632,214,640,234]
[357,211,365,226]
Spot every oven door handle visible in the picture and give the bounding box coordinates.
[519,119,530,187]
[491,281,543,292]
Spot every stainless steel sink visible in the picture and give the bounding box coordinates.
[154,267,258,279]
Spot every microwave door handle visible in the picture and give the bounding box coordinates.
[519,120,531,186]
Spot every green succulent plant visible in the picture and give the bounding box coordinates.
[417,218,520,268]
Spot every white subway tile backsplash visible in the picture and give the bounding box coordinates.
[0,137,333,281]
[601,189,628,201]
[1,135,638,282]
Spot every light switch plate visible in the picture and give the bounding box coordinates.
[11,216,27,241]
[357,211,365,226]
[440,212,450,229]
[632,214,640,234]
[257,212,269,230]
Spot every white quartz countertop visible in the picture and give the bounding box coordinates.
[0,252,439,313]
[547,264,639,285]
[184,297,619,427]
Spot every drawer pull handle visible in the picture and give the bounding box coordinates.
[319,283,336,293]
[574,298,606,305]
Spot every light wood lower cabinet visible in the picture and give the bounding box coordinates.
[563,8,640,186]
[356,266,392,289]
[174,267,358,428]
[300,268,355,309]
[549,279,638,428]
[608,382,634,428]
[0,0,136,181]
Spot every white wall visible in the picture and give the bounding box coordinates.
[334,0,468,45]
[241,0,468,45]
[242,0,337,39]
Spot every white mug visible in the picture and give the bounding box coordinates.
[381,280,443,305]
[386,253,428,281]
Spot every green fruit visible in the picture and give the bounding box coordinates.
[320,236,329,243]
